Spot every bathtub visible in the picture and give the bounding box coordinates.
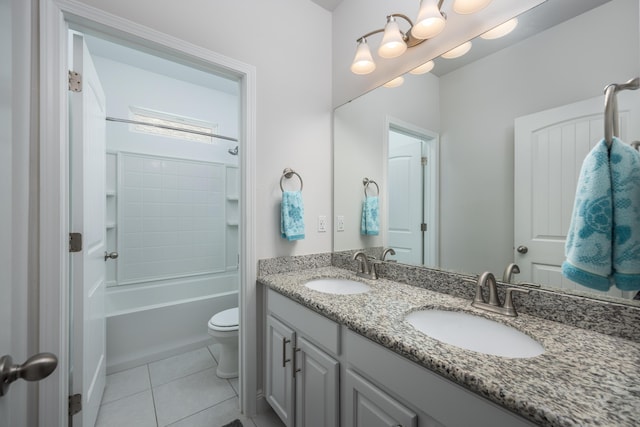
[105,273,238,373]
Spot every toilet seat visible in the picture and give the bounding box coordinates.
[208,307,239,332]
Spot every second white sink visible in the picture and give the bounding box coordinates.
[304,278,371,295]
[406,309,544,358]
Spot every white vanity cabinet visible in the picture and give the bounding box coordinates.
[266,289,340,427]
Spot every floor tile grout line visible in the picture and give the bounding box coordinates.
[165,395,240,427]
[150,363,222,389]
[148,363,160,427]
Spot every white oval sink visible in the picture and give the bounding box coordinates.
[304,278,371,295]
[406,309,544,358]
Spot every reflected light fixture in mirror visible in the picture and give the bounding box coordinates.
[383,76,405,88]
[480,17,518,39]
[409,60,435,75]
[441,40,472,58]
[453,0,492,14]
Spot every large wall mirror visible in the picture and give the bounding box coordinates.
[333,0,640,304]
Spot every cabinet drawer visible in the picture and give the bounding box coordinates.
[267,289,340,355]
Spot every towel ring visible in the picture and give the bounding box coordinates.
[280,168,303,192]
[362,178,379,197]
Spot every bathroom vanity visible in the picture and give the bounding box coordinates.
[259,265,640,427]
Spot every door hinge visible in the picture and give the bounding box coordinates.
[69,232,83,253]
[421,223,427,232]
[68,393,82,416]
[68,70,82,92]
[421,156,428,166]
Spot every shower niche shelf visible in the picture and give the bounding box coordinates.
[105,152,118,287]
[226,166,239,271]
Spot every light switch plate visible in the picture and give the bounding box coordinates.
[336,215,345,232]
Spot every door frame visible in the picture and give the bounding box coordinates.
[39,1,257,424]
[383,116,439,267]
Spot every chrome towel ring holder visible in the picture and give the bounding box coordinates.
[280,168,303,192]
[362,177,379,197]
[604,77,640,147]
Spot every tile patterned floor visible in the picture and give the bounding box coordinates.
[96,345,284,427]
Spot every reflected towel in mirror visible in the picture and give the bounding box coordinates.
[281,190,305,241]
[361,196,379,236]
[562,138,640,291]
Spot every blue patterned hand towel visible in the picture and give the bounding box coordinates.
[281,191,305,241]
[360,196,379,236]
[562,138,640,291]
[610,138,640,290]
[562,139,613,290]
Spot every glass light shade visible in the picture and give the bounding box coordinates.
[412,0,446,40]
[453,0,492,14]
[383,76,405,88]
[480,18,518,40]
[350,39,376,75]
[441,41,472,59]
[409,60,435,75]
[378,16,407,58]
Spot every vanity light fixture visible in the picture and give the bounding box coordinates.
[480,18,518,40]
[441,40,472,58]
[383,76,405,88]
[409,60,435,75]
[350,0,447,75]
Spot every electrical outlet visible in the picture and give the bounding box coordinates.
[318,215,327,232]
[336,215,345,232]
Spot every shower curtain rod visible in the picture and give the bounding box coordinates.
[106,116,238,142]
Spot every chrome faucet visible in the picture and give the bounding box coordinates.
[471,271,530,317]
[502,263,520,283]
[381,247,396,261]
[353,251,379,280]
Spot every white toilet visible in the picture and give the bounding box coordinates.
[207,307,239,378]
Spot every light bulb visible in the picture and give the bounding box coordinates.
[378,16,407,58]
[480,18,518,40]
[453,0,492,14]
[412,0,446,40]
[350,39,376,75]
[383,76,405,88]
[409,60,435,75]
[441,41,472,59]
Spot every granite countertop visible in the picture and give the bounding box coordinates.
[258,266,640,427]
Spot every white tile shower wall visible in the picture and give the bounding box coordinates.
[118,153,227,284]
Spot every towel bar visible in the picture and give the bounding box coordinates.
[604,77,640,147]
[363,177,380,197]
[280,168,303,192]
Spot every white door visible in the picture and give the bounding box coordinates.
[69,32,108,427]
[388,131,423,265]
[514,94,640,297]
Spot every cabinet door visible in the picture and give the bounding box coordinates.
[266,315,296,427]
[345,369,417,427]
[295,337,340,427]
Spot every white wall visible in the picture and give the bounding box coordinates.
[438,0,639,275]
[334,72,440,251]
[77,0,334,260]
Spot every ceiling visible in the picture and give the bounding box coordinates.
[311,0,343,11]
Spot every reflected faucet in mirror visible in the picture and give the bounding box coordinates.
[502,263,520,284]
[382,247,396,261]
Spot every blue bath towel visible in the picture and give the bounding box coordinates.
[281,191,305,241]
[360,196,379,236]
[610,138,640,290]
[562,138,640,291]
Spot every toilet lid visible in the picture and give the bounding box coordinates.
[209,307,238,328]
